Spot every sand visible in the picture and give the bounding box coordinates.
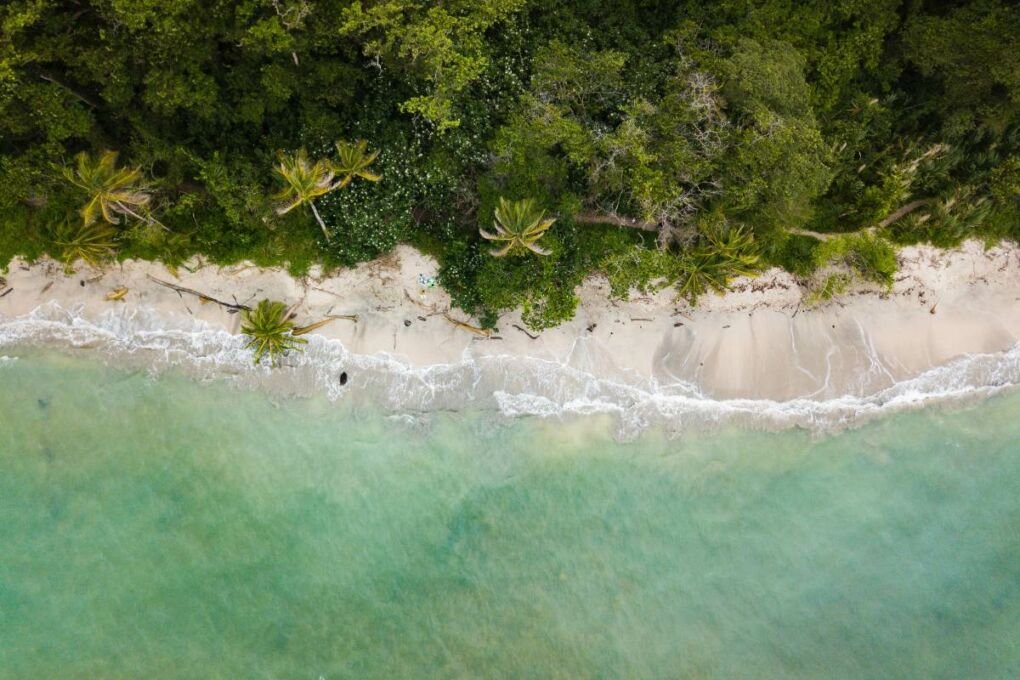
[2,240,1019,401]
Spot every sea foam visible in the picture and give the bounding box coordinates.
[2,302,1018,438]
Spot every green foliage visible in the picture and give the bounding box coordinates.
[805,273,852,306]
[339,0,526,130]
[240,299,307,366]
[903,0,1020,134]
[767,233,823,277]
[814,234,898,289]
[600,247,683,299]
[712,38,833,235]
[0,0,1018,328]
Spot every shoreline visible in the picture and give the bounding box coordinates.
[2,240,1020,434]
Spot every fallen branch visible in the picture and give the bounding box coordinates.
[512,324,539,340]
[787,199,934,242]
[146,275,252,313]
[575,212,657,232]
[878,199,932,228]
[292,314,359,336]
[403,288,445,316]
[444,313,491,338]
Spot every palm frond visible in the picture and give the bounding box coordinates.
[53,221,118,272]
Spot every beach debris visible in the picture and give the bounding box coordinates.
[146,274,251,313]
[105,286,129,301]
[339,371,348,386]
[291,314,357,336]
[41,281,54,294]
[512,324,539,340]
[403,289,444,316]
[586,323,597,333]
[930,302,938,315]
[417,273,437,288]
[444,313,491,338]
[0,287,12,298]
[404,319,412,327]
[292,317,336,336]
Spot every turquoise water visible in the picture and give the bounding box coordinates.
[1,352,1018,678]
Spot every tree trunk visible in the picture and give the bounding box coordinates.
[785,199,935,242]
[309,201,330,240]
[575,197,932,243]
[878,198,931,228]
[574,212,658,232]
[786,227,839,242]
[146,275,252,313]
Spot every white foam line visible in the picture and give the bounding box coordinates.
[2,302,1019,439]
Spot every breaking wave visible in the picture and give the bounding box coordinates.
[2,302,1019,439]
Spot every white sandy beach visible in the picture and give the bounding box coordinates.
[1,240,1019,404]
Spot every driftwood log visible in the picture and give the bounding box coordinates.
[146,275,251,313]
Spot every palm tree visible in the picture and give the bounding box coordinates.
[53,220,118,273]
[331,139,381,189]
[705,225,760,275]
[480,197,556,256]
[677,226,760,303]
[61,150,153,227]
[240,299,308,366]
[271,149,337,240]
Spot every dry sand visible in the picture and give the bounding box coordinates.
[2,240,1019,402]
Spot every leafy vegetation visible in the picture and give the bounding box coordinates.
[1,0,1018,329]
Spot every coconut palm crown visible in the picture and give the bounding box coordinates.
[331,139,381,189]
[677,226,760,302]
[480,197,556,257]
[240,299,308,366]
[61,150,153,227]
[272,148,337,239]
[53,220,118,273]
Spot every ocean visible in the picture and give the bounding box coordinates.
[1,348,1018,678]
